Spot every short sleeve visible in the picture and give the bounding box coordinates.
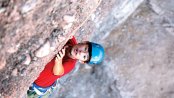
[62,59,76,75]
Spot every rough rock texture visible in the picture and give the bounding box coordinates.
[50,0,174,98]
[1,0,174,98]
[113,1,174,98]
[0,0,101,97]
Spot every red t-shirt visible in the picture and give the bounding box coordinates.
[34,37,77,87]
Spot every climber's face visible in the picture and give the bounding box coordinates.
[71,42,89,63]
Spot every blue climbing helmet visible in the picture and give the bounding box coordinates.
[87,42,105,65]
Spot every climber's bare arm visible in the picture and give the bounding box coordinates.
[53,46,68,75]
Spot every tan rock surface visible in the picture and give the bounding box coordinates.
[0,0,101,97]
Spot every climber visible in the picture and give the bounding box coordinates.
[27,36,105,98]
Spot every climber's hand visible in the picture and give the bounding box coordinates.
[56,46,68,61]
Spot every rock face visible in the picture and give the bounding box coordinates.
[0,0,101,97]
[1,0,174,98]
[113,1,174,98]
[51,0,174,98]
